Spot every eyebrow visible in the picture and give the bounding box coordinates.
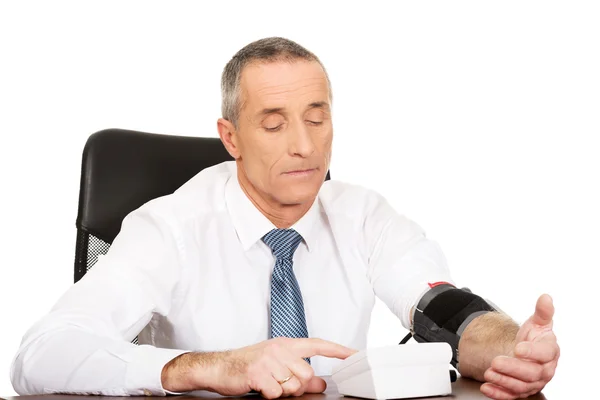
[307,101,330,111]
[256,101,331,118]
[257,107,285,117]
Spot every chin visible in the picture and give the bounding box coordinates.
[277,186,320,206]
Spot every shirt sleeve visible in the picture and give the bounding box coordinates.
[10,207,189,396]
[364,194,455,330]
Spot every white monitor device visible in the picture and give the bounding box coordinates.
[331,342,454,399]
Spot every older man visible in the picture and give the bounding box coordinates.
[11,37,559,400]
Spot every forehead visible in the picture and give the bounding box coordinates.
[240,60,330,114]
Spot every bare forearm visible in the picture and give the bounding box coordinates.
[161,351,228,392]
[457,311,520,382]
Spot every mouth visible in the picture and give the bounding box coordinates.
[283,168,318,177]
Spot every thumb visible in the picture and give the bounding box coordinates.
[531,294,554,326]
[305,376,327,393]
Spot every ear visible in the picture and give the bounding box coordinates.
[217,118,241,159]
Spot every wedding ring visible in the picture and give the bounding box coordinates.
[277,374,293,385]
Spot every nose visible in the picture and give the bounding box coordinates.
[289,120,316,158]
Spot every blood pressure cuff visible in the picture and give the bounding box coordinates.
[412,283,497,368]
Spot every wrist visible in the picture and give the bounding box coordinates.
[457,312,519,381]
[161,352,223,392]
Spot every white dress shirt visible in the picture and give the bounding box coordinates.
[10,161,454,396]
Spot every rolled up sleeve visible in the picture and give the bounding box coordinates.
[364,196,455,330]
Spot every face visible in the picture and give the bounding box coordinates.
[220,60,333,206]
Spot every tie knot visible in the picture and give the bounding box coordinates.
[262,229,303,260]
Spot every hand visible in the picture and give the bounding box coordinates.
[481,294,560,399]
[162,337,356,399]
[217,337,355,398]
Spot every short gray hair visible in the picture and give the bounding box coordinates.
[221,37,332,129]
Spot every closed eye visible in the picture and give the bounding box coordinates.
[307,121,323,126]
[264,125,283,132]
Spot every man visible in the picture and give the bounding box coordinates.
[11,37,559,400]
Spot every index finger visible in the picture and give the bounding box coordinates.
[515,340,559,364]
[291,338,357,359]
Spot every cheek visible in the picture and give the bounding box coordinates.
[320,122,333,143]
[316,128,333,156]
[256,153,280,173]
[250,141,287,174]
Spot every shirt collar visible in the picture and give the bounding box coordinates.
[225,169,320,252]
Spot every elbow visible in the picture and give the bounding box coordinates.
[10,346,43,395]
[9,324,82,395]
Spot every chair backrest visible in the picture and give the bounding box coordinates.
[74,128,331,283]
[74,128,234,282]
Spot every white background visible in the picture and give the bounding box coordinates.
[1,1,598,398]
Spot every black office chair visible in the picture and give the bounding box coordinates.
[73,128,234,283]
[74,128,331,283]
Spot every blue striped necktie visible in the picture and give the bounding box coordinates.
[263,229,310,363]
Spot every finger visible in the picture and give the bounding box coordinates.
[280,376,303,397]
[257,376,283,400]
[484,368,539,395]
[515,340,559,363]
[524,381,547,398]
[267,357,293,384]
[492,356,544,382]
[304,376,327,394]
[531,294,554,326]
[542,360,558,381]
[292,338,357,359]
[278,349,326,395]
[282,354,315,395]
[480,382,518,400]
[265,358,299,397]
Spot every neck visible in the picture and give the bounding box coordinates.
[236,161,312,229]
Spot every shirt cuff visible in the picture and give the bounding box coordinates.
[125,346,190,396]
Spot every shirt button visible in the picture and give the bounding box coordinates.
[143,389,152,396]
